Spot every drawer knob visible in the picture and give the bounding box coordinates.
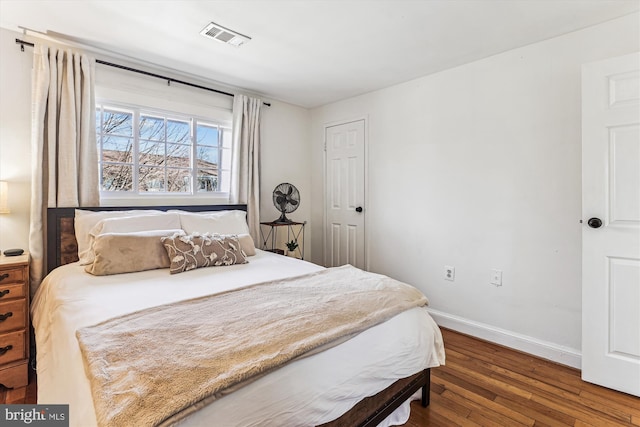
[0,290,9,298]
[0,345,13,356]
[0,312,13,322]
[0,273,9,282]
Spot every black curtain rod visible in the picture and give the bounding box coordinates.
[15,38,270,107]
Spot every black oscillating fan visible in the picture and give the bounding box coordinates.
[272,183,300,223]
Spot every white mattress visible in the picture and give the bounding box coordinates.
[31,250,445,426]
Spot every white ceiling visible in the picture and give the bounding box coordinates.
[1,0,638,108]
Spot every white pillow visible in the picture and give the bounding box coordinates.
[80,213,182,265]
[168,210,235,215]
[89,213,181,236]
[177,210,250,236]
[75,209,163,264]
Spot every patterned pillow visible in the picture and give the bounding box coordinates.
[161,232,248,274]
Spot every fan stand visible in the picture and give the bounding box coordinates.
[273,212,293,224]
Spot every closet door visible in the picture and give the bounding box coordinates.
[325,120,366,270]
[582,52,640,397]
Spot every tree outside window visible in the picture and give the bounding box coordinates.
[96,104,232,195]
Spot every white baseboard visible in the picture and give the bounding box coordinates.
[427,308,582,369]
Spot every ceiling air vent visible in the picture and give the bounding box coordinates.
[200,22,251,47]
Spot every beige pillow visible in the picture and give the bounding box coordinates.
[237,233,256,256]
[85,230,185,276]
[161,233,248,274]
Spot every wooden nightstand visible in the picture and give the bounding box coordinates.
[0,253,29,388]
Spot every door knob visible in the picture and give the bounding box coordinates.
[587,218,602,228]
[355,206,363,213]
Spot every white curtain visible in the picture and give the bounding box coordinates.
[230,95,262,243]
[29,43,99,296]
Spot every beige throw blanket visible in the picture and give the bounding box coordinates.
[76,265,429,427]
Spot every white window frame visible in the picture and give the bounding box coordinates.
[96,101,233,200]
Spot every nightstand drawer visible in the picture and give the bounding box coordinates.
[0,283,26,300]
[0,299,26,333]
[0,254,30,388]
[0,330,26,364]
[0,267,26,285]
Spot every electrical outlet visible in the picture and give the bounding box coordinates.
[444,266,455,281]
[490,269,502,286]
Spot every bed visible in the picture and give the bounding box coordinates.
[32,204,445,427]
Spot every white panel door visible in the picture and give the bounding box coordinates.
[325,120,365,269]
[582,52,640,397]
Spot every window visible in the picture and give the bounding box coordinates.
[96,103,232,196]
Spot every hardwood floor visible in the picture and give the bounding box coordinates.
[406,328,640,427]
[2,328,638,426]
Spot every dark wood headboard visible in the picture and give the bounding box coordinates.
[46,204,247,274]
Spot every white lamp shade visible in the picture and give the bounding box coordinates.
[0,181,9,214]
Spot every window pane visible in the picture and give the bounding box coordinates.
[102,136,133,163]
[167,169,191,193]
[220,147,231,170]
[139,141,165,166]
[220,170,231,193]
[196,145,218,166]
[167,120,191,144]
[101,164,133,191]
[166,143,191,168]
[196,169,218,192]
[139,115,165,141]
[103,110,132,136]
[222,128,232,149]
[98,103,232,196]
[138,166,165,192]
[197,124,218,146]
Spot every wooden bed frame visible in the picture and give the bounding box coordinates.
[45,204,431,427]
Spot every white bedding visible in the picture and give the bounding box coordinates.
[31,250,445,427]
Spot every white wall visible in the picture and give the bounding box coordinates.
[260,102,311,255]
[0,28,31,251]
[309,13,640,366]
[0,27,311,257]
